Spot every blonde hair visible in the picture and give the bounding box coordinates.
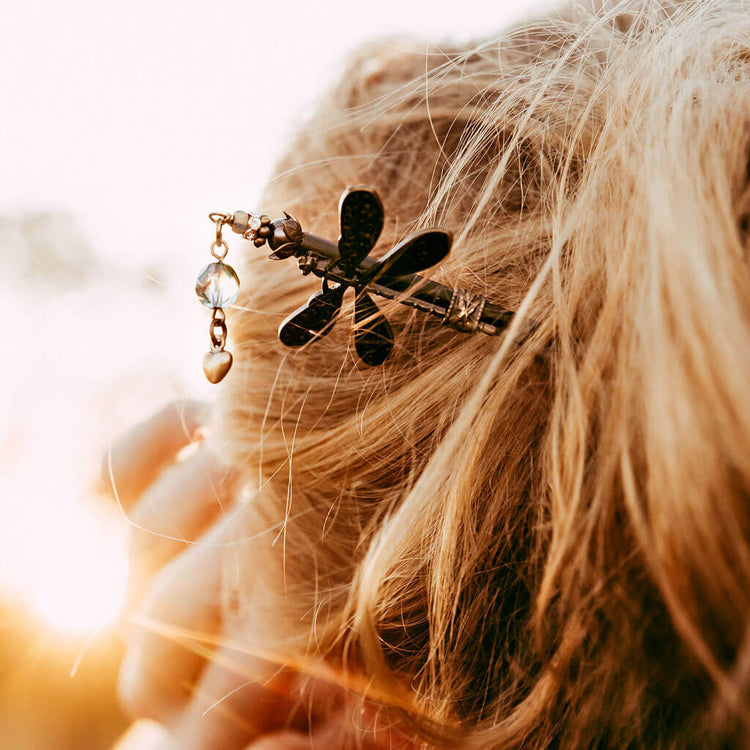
[217,1,750,746]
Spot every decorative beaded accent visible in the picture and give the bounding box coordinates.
[242,213,272,247]
[443,288,487,333]
[196,214,239,384]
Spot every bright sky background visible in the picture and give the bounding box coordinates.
[1,0,556,269]
[0,0,554,638]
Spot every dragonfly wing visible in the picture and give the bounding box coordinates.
[374,229,452,282]
[354,291,394,366]
[278,285,346,347]
[338,187,384,277]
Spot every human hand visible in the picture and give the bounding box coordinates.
[106,401,417,750]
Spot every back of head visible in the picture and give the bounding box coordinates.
[218,1,750,746]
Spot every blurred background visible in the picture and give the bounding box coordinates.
[0,0,552,746]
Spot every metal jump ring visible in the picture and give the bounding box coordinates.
[210,239,229,260]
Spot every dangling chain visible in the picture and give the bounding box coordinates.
[195,214,240,383]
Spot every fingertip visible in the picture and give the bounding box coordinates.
[159,399,209,442]
[100,399,211,510]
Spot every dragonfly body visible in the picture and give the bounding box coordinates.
[277,187,453,365]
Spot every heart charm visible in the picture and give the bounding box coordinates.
[202,350,233,383]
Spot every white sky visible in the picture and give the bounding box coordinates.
[1,0,555,269]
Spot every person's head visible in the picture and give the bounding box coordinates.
[217,1,750,746]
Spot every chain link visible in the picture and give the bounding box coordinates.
[209,307,227,350]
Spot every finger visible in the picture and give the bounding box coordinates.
[118,518,226,723]
[165,648,308,750]
[165,654,385,750]
[102,400,206,511]
[126,447,237,605]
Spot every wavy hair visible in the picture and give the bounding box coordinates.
[217,1,750,746]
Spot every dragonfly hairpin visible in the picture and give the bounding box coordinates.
[196,187,516,382]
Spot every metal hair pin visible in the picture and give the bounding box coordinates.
[196,186,515,383]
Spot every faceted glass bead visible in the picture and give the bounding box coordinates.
[195,262,240,308]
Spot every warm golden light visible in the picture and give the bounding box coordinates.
[26,501,128,636]
[5,492,128,638]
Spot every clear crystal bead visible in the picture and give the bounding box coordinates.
[195,262,240,308]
